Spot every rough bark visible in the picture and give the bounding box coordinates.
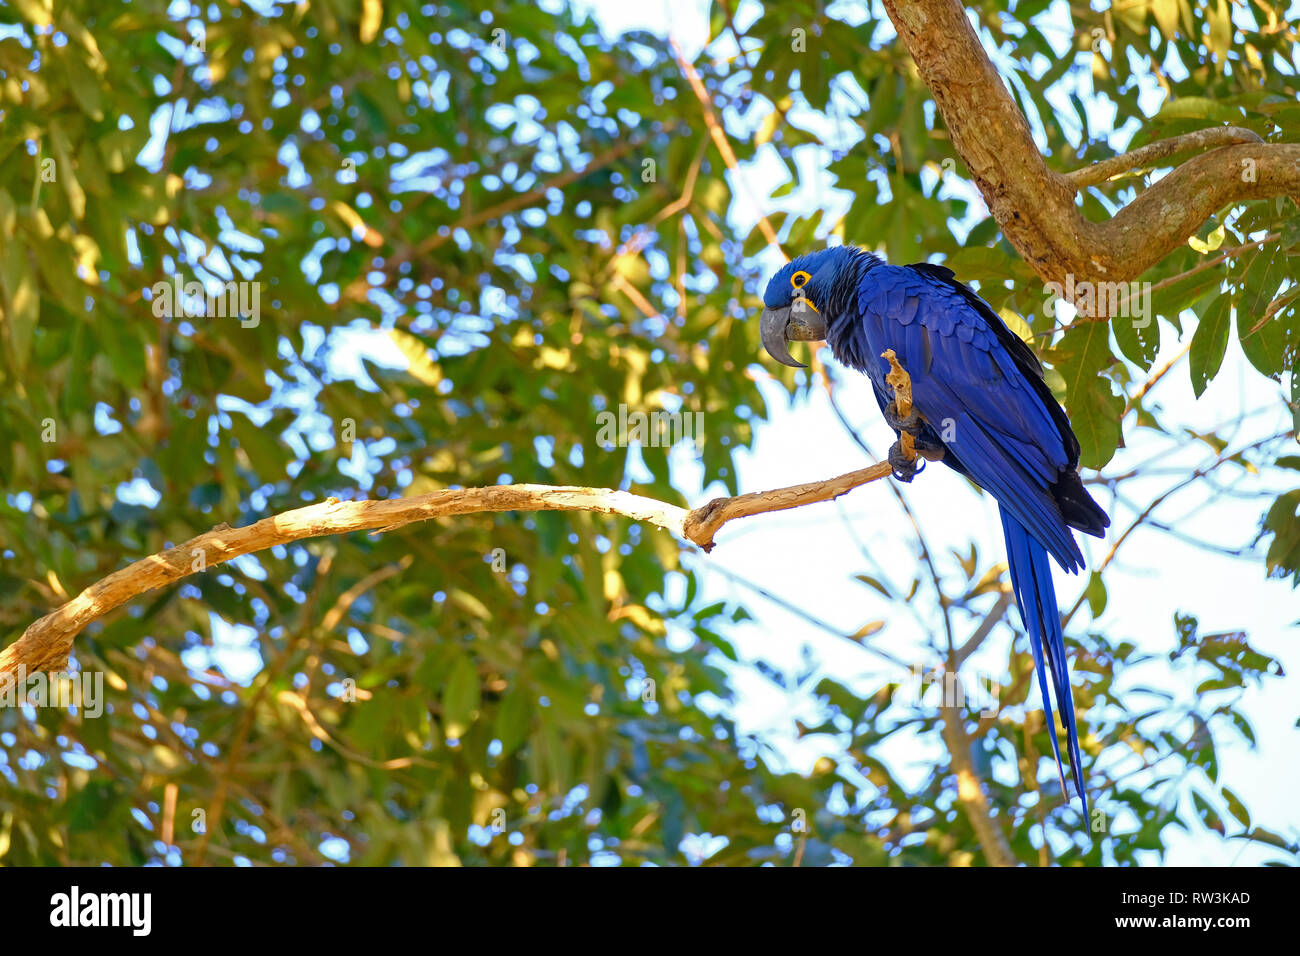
[882,0,1300,290]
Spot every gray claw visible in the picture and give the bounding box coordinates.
[888,440,925,482]
[883,401,926,435]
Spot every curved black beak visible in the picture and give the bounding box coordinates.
[759,299,828,368]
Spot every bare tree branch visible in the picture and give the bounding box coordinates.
[3,454,916,680]
[952,589,1013,668]
[670,37,785,257]
[939,699,1018,866]
[4,352,925,685]
[0,486,729,677]
[1066,126,1263,188]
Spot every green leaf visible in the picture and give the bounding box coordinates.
[1189,294,1234,397]
[1070,378,1125,470]
[1055,316,1124,467]
[48,120,86,221]
[1221,787,1251,829]
[0,188,15,238]
[1192,791,1224,833]
[441,653,481,740]
[0,243,38,372]
[96,324,146,390]
[1263,489,1300,585]
[1085,571,1108,617]
[1112,311,1160,371]
[57,47,105,121]
[1155,96,1239,124]
[495,684,533,757]
[1238,252,1299,379]
[448,588,492,621]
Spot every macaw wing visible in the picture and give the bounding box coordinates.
[855,264,1084,571]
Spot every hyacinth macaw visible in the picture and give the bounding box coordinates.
[759,245,1109,813]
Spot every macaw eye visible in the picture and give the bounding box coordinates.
[790,271,811,290]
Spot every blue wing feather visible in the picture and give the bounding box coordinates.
[850,265,1084,569]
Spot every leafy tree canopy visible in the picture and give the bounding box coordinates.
[0,0,1296,865]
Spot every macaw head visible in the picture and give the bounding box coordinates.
[758,245,871,367]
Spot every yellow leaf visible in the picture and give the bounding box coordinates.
[71,234,99,285]
[1188,222,1225,254]
[57,8,106,69]
[998,306,1033,343]
[360,0,383,43]
[1152,0,1179,40]
[613,604,666,635]
[449,588,492,621]
[12,0,52,28]
[330,200,382,247]
[388,328,441,386]
[603,567,623,602]
[848,620,885,642]
[537,346,571,370]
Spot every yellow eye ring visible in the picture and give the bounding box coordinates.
[790,270,811,289]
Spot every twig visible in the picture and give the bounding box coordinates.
[939,697,1018,866]
[669,38,784,257]
[1062,430,1290,627]
[391,130,673,269]
[1125,340,1192,413]
[952,590,1013,668]
[603,136,709,279]
[1036,233,1281,336]
[825,381,952,648]
[701,561,912,669]
[612,273,661,320]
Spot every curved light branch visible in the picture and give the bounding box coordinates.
[1066,126,1263,188]
[3,454,913,682]
[3,352,919,682]
[0,476,889,677]
[881,0,1300,288]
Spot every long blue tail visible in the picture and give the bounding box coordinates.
[999,506,1088,816]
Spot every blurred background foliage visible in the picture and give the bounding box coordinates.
[0,0,1295,865]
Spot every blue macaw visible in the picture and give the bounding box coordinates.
[759,245,1109,813]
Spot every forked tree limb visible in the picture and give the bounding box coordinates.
[882,0,1300,289]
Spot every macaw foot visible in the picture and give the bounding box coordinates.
[888,439,925,482]
[882,401,925,435]
[883,401,943,480]
[910,432,947,460]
